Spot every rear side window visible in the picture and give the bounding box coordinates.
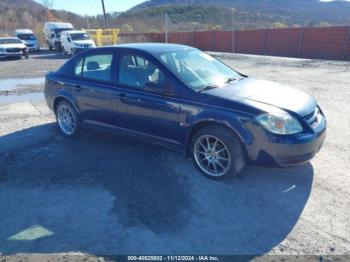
[73,53,113,82]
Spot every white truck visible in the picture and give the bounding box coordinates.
[61,30,96,55]
[44,22,74,51]
[14,29,40,52]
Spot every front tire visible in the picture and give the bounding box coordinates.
[23,49,29,59]
[191,126,246,179]
[55,101,80,137]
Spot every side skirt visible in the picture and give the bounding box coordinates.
[82,120,185,153]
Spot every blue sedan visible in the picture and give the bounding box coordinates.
[44,43,326,179]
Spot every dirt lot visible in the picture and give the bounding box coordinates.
[0,51,349,260]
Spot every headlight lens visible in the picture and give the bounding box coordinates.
[256,111,303,135]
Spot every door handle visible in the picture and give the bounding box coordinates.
[120,93,127,101]
[120,94,142,104]
[75,85,82,92]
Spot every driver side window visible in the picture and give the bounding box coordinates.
[119,54,165,90]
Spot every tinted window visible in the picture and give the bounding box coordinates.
[73,54,113,82]
[0,38,22,44]
[119,55,165,90]
[17,34,36,40]
[71,33,91,41]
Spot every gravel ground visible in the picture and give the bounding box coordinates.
[0,51,349,261]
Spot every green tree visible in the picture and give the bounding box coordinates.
[121,24,133,33]
[271,22,288,29]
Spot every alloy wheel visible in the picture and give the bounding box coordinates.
[193,135,231,177]
[57,104,76,135]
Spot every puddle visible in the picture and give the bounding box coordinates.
[0,77,45,91]
[0,92,44,105]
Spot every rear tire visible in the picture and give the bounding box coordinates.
[55,100,81,137]
[191,126,246,179]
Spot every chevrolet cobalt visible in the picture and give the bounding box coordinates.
[45,44,326,179]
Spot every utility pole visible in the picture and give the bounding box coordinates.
[231,8,235,53]
[86,15,90,30]
[5,0,9,35]
[5,12,8,35]
[101,0,108,29]
[165,12,169,43]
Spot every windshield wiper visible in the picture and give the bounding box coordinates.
[225,77,238,83]
[198,85,218,92]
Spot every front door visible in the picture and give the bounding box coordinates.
[113,52,181,145]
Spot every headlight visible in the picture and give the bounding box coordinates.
[0,48,5,52]
[256,111,303,135]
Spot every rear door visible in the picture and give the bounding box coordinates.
[70,50,117,126]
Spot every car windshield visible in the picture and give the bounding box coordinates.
[158,49,243,92]
[71,33,91,41]
[0,38,22,44]
[17,34,35,41]
[54,28,72,36]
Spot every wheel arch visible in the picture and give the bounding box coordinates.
[185,120,249,158]
[53,95,79,114]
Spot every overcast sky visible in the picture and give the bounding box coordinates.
[34,0,350,16]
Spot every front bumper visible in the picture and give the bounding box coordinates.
[27,46,40,52]
[0,52,23,58]
[246,112,326,167]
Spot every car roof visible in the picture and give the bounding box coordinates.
[62,30,87,35]
[45,22,73,28]
[107,43,196,54]
[15,29,33,34]
[0,37,20,40]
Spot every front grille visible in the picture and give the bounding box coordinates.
[303,107,321,128]
[276,151,315,165]
[25,44,34,47]
[6,48,21,53]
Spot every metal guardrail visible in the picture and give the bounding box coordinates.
[85,29,120,47]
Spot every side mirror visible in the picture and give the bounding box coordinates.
[67,37,71,43]
[51,33,55,38]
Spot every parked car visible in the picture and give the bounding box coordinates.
[61,30,96,55]
[0,37,29,59]
[44,22,74,51]
[44,44,326,179]
[14,29,40,52]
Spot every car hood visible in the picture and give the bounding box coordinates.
[205,78,317,116]
[0,43,26,49]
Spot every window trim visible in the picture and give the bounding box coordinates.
[72,50,117,85]
[117,52,168,95]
